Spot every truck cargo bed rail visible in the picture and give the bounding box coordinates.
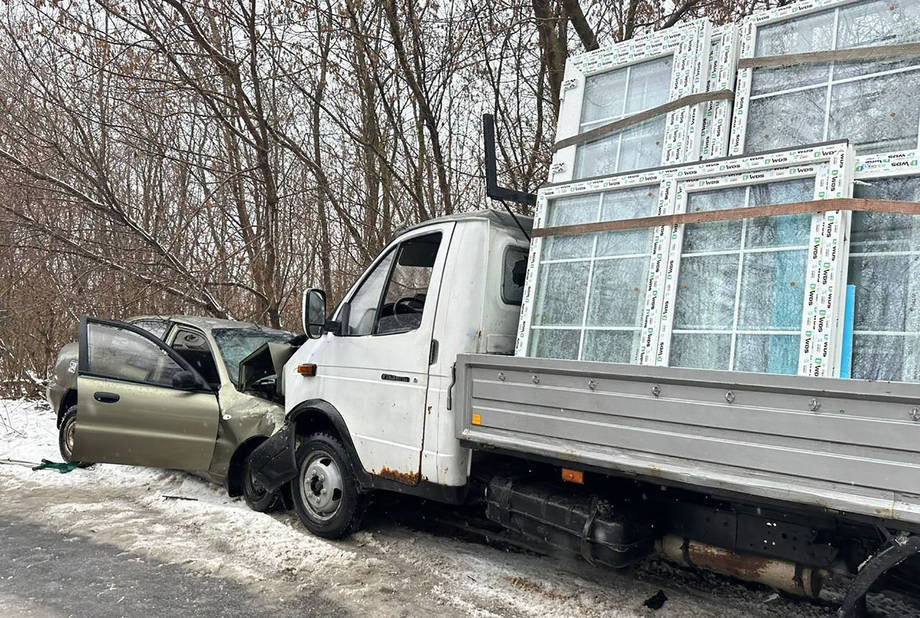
[455,354,920,527]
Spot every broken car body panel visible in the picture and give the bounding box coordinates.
[60,315,292,486]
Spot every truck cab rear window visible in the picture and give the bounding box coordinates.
[502,247,528,305]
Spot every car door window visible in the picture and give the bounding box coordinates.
[345,249,397,336]
[171,329,220,387]
[375,233,441,335]
[86,322,187,387]
[130,319,170,340]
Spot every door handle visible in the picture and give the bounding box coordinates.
[93,391,120,404]
[381,373,410,383]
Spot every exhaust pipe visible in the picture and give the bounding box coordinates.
[657,535,826,598]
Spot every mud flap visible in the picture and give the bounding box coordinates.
[249,425,297,493]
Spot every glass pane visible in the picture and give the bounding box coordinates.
[738,250,807,330]
[673,254,739,329]
[744,88,827,154]
[130,319,170,340]
[87,323,185,387]
[669,333,731,370]
[746,179,814,249]
[532,261,591,326]
[573,134,619,180]
[586,257,649,327]
[616,116,666,173]
[376,233,441,335]
[837,0,920,50]
[683,186,746,253]
[581,67,628,127]
[346,249,396,336]
[574,117,665,179]
[850,211,920,253]
[502,247,528,305]
[852,334,920,382]
[751,63,831,96]
[543,194,598,260]
[851,176,920,252]
[529,329,580,360]
[734,334,800,375]
[828,70,920,155]
[755,8,835,56]
[849,255,920,332]
[582,330,641,363]
[595,185,659,256]
[625,56,673,115]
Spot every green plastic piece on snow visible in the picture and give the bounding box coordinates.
[31,459,79,474]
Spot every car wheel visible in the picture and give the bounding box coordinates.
[58,405,92,468]
[291,433,365,539]
[242,453,282,513]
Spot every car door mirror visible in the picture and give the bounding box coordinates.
[171,370,202,390]
[303,288,329,339]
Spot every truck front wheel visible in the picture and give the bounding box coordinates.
[291,433,365,539]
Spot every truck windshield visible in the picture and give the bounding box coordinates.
[212,328,293,386]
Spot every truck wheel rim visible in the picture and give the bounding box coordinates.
[300,450,344,521]
[63,419,76,458]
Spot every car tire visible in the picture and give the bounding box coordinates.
[242,453,282,513]
[291,433,365,539]
[58,405,93,468]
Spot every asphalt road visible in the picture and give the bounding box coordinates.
[0,514,345,618]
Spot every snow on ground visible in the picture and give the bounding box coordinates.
[1,399,917,617]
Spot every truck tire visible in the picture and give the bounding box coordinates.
[291,433,365,539]
[242,453,282,513]
[58,405,92,468]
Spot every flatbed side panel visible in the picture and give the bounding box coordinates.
[455,354,920,525]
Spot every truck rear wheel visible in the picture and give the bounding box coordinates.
[291,433,365,539]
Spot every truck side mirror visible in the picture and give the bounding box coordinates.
[303,288,327,339]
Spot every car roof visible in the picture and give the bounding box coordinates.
[128,315,292,335]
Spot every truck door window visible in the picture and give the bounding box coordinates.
[375,233,442,335]
[171,329,220,387]
[502,247,528,305]
[345,249,397,336]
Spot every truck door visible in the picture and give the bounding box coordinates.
[316,224,452,482]
[72,317,220,470]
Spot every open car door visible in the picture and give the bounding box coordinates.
[72,317,220,470]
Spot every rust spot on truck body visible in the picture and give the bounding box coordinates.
[377,466,421,486]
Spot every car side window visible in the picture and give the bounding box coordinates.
[375,233,441,335]
[130,319,170,340]
[171,329,220,387]
[345,249,397,336]
[86,322,187,387]
[502,246,528,305]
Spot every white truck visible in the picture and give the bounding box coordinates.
[249,122,920,617]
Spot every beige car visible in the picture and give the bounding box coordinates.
[46,315,297,511]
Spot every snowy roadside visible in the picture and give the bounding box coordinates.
[0,399,913,617]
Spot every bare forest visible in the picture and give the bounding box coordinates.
[0,0,788,395]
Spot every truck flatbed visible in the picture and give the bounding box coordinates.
[456,354,920,527]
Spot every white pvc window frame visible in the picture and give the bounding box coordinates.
[517,142,855,379]
[729,0,920,170]
[654,143,855,377]
[848,149,920,381]
[551,20,710,184]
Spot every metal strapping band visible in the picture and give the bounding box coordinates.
[580,498,601,565]
[532,198,920,238]
[552,89,735,152]
[738,42,920,70]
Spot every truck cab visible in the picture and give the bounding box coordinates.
[268,210,529,535]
